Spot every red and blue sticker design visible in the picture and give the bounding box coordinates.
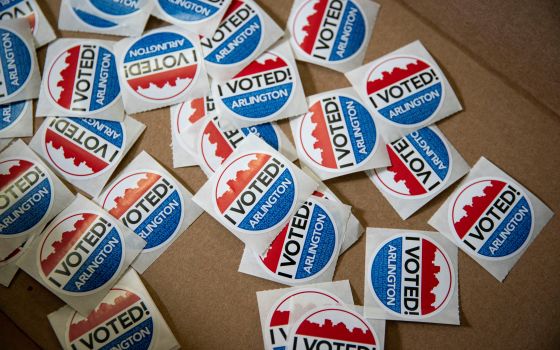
[43,117,125,179]
[0,100,28,132]
[46,43,120,114]
[365,56,443,126]
[201,116,280,173]
[0,27,32,100]
[292,0,366,62]
[300,93,377,171]
[101,171,184,251]
[373,126,450,198]
[38,212,124,294]
[0,158,52,237]
[259,198,338,283]
[0,0,38,33]
[449,177,534,259]
[157,0,227,22]
[368,233,454,318]
[122,31,200,101]
[70,7,119,29]
[66,288,154,350]
[88,0,142,16]
[217,52,294,120]
[201,0,262,65]
[214,152,296,232]
[289,307,378,350]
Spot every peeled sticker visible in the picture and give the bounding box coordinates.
[170,94,217,168]
[48,268,180,350]
[256,280,354,350]
[29,116,145,198]
[0,236,32,287]
[0,0,56,47]
[0,139,75,259]
[287,305,386,350]
[212,40,308,129]
[364,228,459,324]
[17,194,146,315]
[200,0,284,81]
[368,126,470,219]
[37,38,125,121]
[346,40,463,142]
[115,25,209,114]
[58,0,155,37]
[291,87,390,180]
[429,157,554,282]
[193,134,318,253]
[152,0,233,38]
[96,151,203,273]
[0,100,33,138]
[287,0,380,73]
[0,18,41,105]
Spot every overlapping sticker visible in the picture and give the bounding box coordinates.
[0,100,33,138]
[0,0,56,47]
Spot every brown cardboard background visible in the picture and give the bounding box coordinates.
[1,0,559,349]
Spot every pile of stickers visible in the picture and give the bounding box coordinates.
[0,1,554,349]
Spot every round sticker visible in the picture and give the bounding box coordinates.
[202,0,263,65]
[157,0,228,23]
[368,232,454,319]
[89,0,142,16]
[46,42,120,114]
[0,158,53,237]
[373,126,451,198]
[214,152,297,233]
[200,116,280,173]
[288,306,379,350]
[258,198,339,283]
[365,56,444,126]
[0,0,39,34]
[122,31,201,101]
[0,100,29,132]
[66,288,155,350]
[291,0,367,62]
[43,117,126,180]
[38,212,125,295]
[216,52,295,121]
[174,96,214,150]
[449,177,534,260]
[299,93,378,172]
[265,289,343,350]
[71,7,119,29]
[0,27,33,101]
[101,170,185,252]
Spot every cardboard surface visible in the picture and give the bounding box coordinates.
[1,0,559,349]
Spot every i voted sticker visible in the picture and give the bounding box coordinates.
[101,170,185,252]
[38,212,125,295]
[368,232,454,319]
[0,158,53,237]
[70,7,119,29]
[42,117,126,180]
[0,0,39,33]
[156,0,228,23]
[0,26,33,100]
[449,177,534,260]
[259,198,338,283]
[88,0,142,17]
[65,288,154,350]
[0,100,29,133]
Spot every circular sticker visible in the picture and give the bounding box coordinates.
[122,31,201,101]
[89,0,142,16]
[200,116,280,173]
[0,100,29,132]
[0,27,33,101]
[0,158,53,237]
[299,93,378,172]
[368,232,454,319]
[46,42,120,114]
[373,126,451,199]
[258,198,339,283]
[365,56,444,126]
[38,211,125,295]
[0,0,39,34]
[71,7,119,29]
[213,152,297,234]
[265,289,343,350]
[43,117,126,180]
[101,170,185,252]
[157,0,228,23]
[216,51,295,121]
[291,0,367,63]
[66,288,155,350]
[449,177,534,260]
[202,0,263,65]
[174,96,214,150]
[288,306,379,350]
